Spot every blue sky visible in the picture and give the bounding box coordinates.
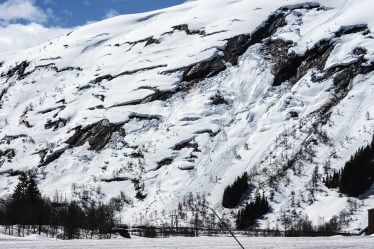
[0,0,186,52]
[39,0,186,27]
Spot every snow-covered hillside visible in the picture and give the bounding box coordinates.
[0,0,373,232]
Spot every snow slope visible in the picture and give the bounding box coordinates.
[0,0,373,232]
[1,236,374,249]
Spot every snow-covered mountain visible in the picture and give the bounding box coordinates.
[0,0,373,232]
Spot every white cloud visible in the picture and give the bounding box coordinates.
[104,9,119,19]
[0,0,71,53]
[0,0,49,23]
[0,23,69,53]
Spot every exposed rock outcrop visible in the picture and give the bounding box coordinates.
[167,24,206,36]
[0,149,16,161]
[267,24,371,86]
[210,92,228,105]
[39,148,67,167]
[163,3,322,89]
[1,61,30,79]
[66,119,125,151]
[182,57,226,83]
[45,118,68,130]
[89,64,167,85]
[38,119,126,167]
[0,134,28,144]
[126,36,160,47]
[173,138,200,152]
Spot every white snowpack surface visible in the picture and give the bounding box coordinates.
[0,0,374,232]
[0,236,373,249]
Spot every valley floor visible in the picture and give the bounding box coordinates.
[0,235,373,249]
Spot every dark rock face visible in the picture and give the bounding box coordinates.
[40,56,62,61]
[267,23,373,86]
[109,88,177,107]
[223,34,251,65]
[1,63,80,107]
[39,119,126,166]
[91,74,113,84]
[128,151,144,159]
[113,36,160,48]
[353,47,367,56]
[182,58,226,83]
[0,149,16,161]
[89,65,167,85]
[170,138,205,167]
[39,148,67,167]
[250,13,287,45]
[2,61,30,79]
[0,134,28,144]
[157,158,173,167]
[297,40,336,82]
[144,37,160,46]
[126,36,160,47]
[101,177,131,182]
[335,24,369,37]
[265,30,374,128]
[6,62,82,80]
[332,59,374,90]
[66,119,125,151]
[0,87,9,106]
[308,58,374,127]
[88,105,104,110]
[194,129,220,137]
[128,113,162,121]
[288,111,299,118]
[38,105,66,114]
[266,38,336,86]
[173,139,200,152]
[210,92,228,105]
[135,192,147,200]
[20,120,33,128]
[171,24,206,35]
[178,9,291,82]
[141,89,176,103]
[0,169,24,177]
[133,179,147,200]
[45,118,67,130]
[162,4,321,89]
[147,158,174,172]
[265,39,300,86]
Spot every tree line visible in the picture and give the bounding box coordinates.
[324,135,374,197]
[236,194,270,229]
[0,172,125,239]
[221,172,271,230]
[280,214,346,236]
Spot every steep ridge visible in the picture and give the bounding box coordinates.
[0,0,373,232]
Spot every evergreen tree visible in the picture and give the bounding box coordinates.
[12,173,28,200]
[25,173,43,228]
[63,201,84,239]
[323,135,374,197]
[323,169,341,189]
[222,172,249,208]
[25,173,42,202]
[8,173,28,226]
[0,173,120,239]
[236,194,270,229]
